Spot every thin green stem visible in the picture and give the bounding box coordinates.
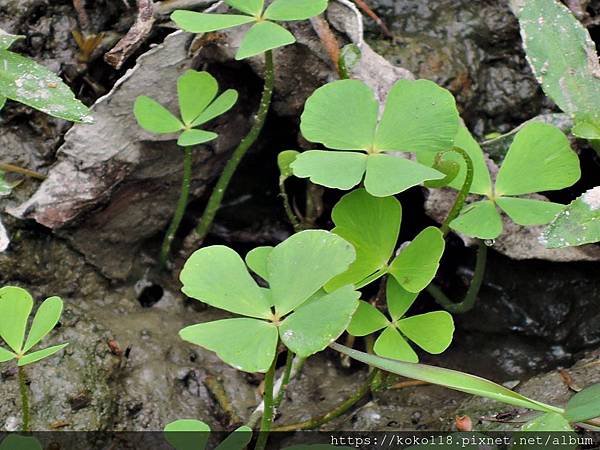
[195,50,275,242]
[273,350,294,409]
[271,369,378,431]
[254,357,276,450]
[438,146,474,237]
[427,239,488,314]
[279,177,302,232]
[160,146,193,267]
[18,365,30,432]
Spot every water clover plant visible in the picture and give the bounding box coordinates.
[0,286,68,431]
[179,229,359,373]
[171,0,328,60]
[443,122,580,239]
[0,28,91,122]
[326,188,445,292]
[134,70,238,265]
[290,78,460,196]
[348,278,454,362]
[170,2,328,243]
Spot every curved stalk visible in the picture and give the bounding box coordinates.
[427,239,488,314]
[18,366,30,432]
[271,369,378,431]
[279,177,302,232]
[195,50,275,242]
[160,146,192,267]
[437,146,474,237]
[254,357,276,450]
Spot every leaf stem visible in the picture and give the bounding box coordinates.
[273,350,294,409]
[0,163,46,180]
[271,369,378,431]
[195,50,275,242]
[160,145,192,267]
[254,357,276,450]
[439,146,474,237]
[18,365,30,432]
[279,177,302,232]
[426,239,488,314]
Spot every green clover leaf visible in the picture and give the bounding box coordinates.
[164,419,252,450]
[290,79,459,196]
[134,70,237,146]
[0,287,68,367]
[347,278,454,362]
[542,186,600,248]
[179,230,359,372]
[436,122,579,239]
[171,0,328,60]
[325,189,445,293]
[0,35,91,122]
[520,412,574,433]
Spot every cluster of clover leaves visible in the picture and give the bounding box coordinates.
[158,0,597,443]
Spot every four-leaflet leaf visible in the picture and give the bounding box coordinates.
[0,287,68,367]
[348,278,454,363]
[179,230,360,373]
[134,70,238,146]
[290,79,458,196]
[171,0,328,60]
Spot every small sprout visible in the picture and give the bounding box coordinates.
[348,278,454,362]
[171,0,329,60]
[0,286,68,432]
[0,287,68,366]
[0,28,91,123]
[290,79,459,196]
[134,70,238,147]
[179,230,360,372]
[443,122,579,240]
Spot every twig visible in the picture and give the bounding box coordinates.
[204,375,242,425]
[389,380,430,390]
[310,16,341,75]
[0,163,46,180]
[105,0,155,69]
[352,0,392,37]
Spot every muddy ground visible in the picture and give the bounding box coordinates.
[0,0,599,433]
